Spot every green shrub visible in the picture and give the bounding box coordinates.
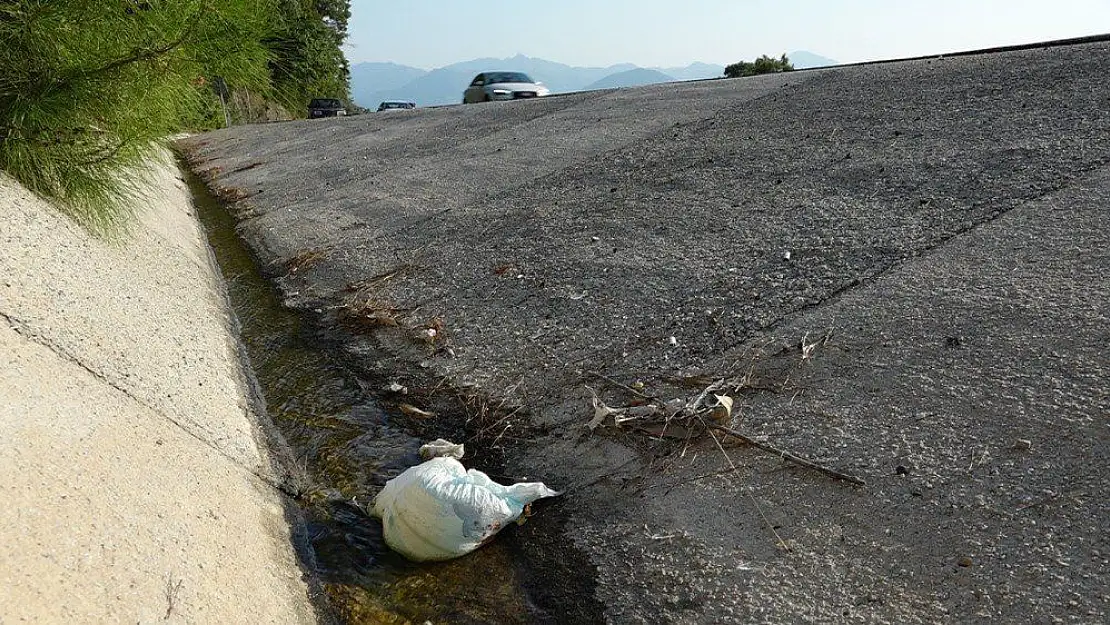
[724,54,795,79]
[267,0,352,114]
[0,0,274,235]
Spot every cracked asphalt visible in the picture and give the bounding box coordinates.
[183,39,1109,623]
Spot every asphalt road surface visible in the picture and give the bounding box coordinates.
[182,39,1109,624]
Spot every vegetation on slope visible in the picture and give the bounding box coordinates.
[0,0,349,235]
[268,0,351,112]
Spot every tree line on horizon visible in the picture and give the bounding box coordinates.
[0,0,351,234]
[724,54,795,78]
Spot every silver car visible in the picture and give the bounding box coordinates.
[462,72,550,103]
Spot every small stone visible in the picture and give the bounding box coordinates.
[666,336,678,347]
[958,556,973,568]
[895,465,910,476]
[1014,439,1032,451]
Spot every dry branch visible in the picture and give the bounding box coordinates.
[587,370,655,400]
[710,424,866,486]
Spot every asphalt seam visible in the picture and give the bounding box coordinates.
[343,74,828,275]
[738,164,1110,350]
[209,74,821,259]
[0,307,296,498]
[466,76,829,249]
[341,78,832,329]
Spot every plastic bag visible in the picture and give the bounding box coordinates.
[419,438,465,460]
[372,457,560,561]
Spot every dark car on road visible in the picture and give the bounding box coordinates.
[308,98,347,118]
[377,100,416,112]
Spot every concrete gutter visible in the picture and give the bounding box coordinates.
[0,154,317,623]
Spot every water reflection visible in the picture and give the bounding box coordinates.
[187,169,539,624]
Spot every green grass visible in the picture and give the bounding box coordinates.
[0,0,273,236]
[0,131,156,237]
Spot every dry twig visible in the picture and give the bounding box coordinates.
[163,574,184,621]
[703,424,789,550]
[587,370,655,400]
[710,424,866,486]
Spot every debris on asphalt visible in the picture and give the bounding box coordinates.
[384,381,408,395]
[586,382,865,486]
[398,403,436,419]
[419,438,464,460]
[707,395,734,423]
[339,298,405,328]
[416,317,447,345]
[372,441,560,561]
[586,381,731,436]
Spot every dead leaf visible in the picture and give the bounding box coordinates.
[588,396,616,430]
[399,403,436,419]
[709,395,734,423]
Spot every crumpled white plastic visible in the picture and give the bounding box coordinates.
[419,438,465,460]
[372,456,560,562]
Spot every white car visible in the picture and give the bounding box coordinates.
[462,72,550,103]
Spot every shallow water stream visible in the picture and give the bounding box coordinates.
[187,170,556,624]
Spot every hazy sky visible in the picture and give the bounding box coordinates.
[346,0,1110,69]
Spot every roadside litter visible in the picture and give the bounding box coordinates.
[418,438,465,460]
[588,390,734,438]
[372,440,560,562]
[585,376,865,486]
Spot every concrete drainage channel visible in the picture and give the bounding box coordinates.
[186,170,582,624]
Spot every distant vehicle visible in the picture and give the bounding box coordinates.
[462,72,550,103]
[308,98,347,118]
[377,100,416,112]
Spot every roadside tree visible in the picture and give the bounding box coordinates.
[724,54,795,78]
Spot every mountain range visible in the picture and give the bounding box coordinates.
[350,52,837,108]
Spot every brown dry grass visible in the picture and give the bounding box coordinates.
[338,296,410,329]
[282,247,329,275]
